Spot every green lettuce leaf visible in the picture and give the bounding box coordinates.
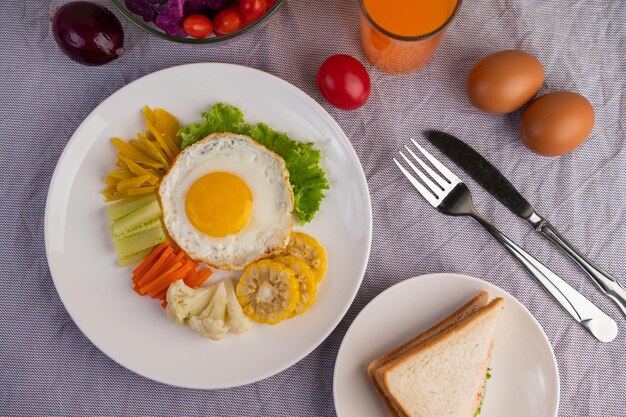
[179,103,249,149]
[177,103,329,223]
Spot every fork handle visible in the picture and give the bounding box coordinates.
[527,212,626,318]
[471,214,618,342]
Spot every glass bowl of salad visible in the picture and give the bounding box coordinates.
[112,0,284,44]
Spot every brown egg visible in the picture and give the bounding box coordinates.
[520,91,594,156]
[467,50,544,114]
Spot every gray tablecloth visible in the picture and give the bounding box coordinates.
[1,0,625,416]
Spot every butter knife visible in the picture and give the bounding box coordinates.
[425,129,626,318]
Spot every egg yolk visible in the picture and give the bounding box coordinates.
[185,172,253,237]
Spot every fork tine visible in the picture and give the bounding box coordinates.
[393,158,438,207]
[410,138,461,183]
[399,150,441,195]
[403,145,448,189]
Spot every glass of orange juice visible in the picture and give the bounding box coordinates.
[359,0,461,74]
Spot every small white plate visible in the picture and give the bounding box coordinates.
[45,63,372,389]
[334,273,559,417]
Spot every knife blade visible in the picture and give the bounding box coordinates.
[424,130,534,219]
[423,129,626,318]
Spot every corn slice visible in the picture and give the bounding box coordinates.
[275,255,317,316]
[236,260,300,325]
[284,232,327,282]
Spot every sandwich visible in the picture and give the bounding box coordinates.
[367,291,504,417]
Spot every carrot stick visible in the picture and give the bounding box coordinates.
[189,268,213,287]
[162,251,185,271]
[137,249,175,288]
[132,241,169,281]
[136,247,174,287]
[140,261,183,295]
[154,287,168,300]
[147,262,194,297]
[183,270,199,287]
[161,299,168,309]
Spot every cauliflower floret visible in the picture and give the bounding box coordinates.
[165,279,215,326]
[223,278,252,335]
[188,281,229,340]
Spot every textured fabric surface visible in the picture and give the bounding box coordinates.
[1,0,625,416]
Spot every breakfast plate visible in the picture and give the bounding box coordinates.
[45,63,372,389]
[333,273,559,417]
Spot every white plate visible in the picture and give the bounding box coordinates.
[45,63,372,389]
[334,273,559,417]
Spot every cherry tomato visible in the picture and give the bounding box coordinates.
[316,54,371,110]
[239,0,267,22]
[225,2,240,11]
[213,9,243,36]
[183,14,213,39]
[267,0,277,7]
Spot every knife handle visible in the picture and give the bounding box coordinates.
[529,212,626,318]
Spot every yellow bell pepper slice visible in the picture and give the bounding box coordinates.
[108,169,134,180]
[137,133,170,167]
[124,158,159,185]
[146,121,177,161]
[142,105,156,126]
[116,175,151,192]
[111,137,161,167]
[154,108,181,148]
[126,186,156,196]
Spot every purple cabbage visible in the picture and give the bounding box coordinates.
[185,0,231,13]
[124,0,166,22]
[125,0,233,37]
[154,0,186,36]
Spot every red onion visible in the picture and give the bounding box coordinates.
[52,1,124,66]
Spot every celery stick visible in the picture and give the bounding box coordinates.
[111,200,162,237]
[106,193,157,222]
[108,218,162,241]
[113,224,166,259]
[119,248,151,268]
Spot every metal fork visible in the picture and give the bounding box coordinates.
[394,139,617,342]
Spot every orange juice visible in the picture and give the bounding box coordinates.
[359,0,460,74]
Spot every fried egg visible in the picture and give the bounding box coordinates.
[159,133,293,270]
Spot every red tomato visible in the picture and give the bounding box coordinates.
[316,54,371,110]
[213,9,243,35]
[225,2,240,11]
[183,14,213,39]
[267,0,277,7]
[239,0,267,22]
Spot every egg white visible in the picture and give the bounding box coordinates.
[159,133,293,270]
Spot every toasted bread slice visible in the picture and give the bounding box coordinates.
[377,297,504,417]
[367,291,490,417]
